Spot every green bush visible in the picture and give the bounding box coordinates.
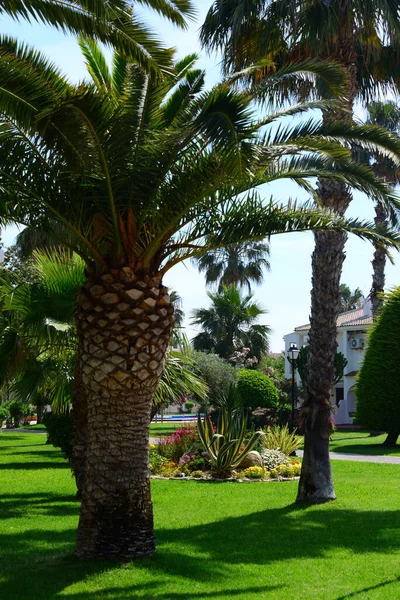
[43,412,73,461]
[185,401,194,413]
[6,400,31,427]
[193,351,237,407]
[237,369,279,410]
[261,424,301,455]
[0,403,10,422]
[357,287,400,441]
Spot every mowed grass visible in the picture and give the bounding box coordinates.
[149,421,182,437]
[329,430,400,456]
[1,434,400,599]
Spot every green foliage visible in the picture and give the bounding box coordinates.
[0,402,10,421]
[5,399,31,427]
[184,401,194,413]
[261,449,291,471]
[191,285,270,360]
[156,425,200,463]
[43,412,73,462]
[357,287,400,435]
[192,351,237,407]
[197,384,264,478]
[237,369,279,410]
[261,424,301,456]
[292,345,348,387]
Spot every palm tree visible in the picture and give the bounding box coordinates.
[338,284,363,313]
[0,40,398,559]
[191,285,270,360]
[1,0,194,75]
[365,101,400,318]
[201,0,400,503]
[0,249,207,493]
[193,241,270,293]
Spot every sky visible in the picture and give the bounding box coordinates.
[1,0,399,352]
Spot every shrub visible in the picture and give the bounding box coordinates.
[0,403,10,423]
[149,451,169,475]
[185,401,194,413]
[237,369,279,410]
[261,448,290,470]
[261,424,301,455]
[6,399,31,427]
[356,287,400,443]
[191,470,205,479]
[198,384,264,478]
[241,466,267,479]
[193,351,237,407]
[157,425,200,462]
[43,412,73,461]
[179,449,205,473]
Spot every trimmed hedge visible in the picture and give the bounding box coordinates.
[356,287,400,437]
[237,369,279,410]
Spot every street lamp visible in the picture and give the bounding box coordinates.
[287,343,299,431]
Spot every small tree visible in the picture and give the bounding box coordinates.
[237,369,279,411]
[192,351,237,408]
[356,287,400,445]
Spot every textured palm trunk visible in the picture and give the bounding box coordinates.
[71,357,87,499]
[74,267,173,559]
[297,21,356,501]
[370,203,387,320]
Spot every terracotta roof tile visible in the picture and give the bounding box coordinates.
[295,307,373,332]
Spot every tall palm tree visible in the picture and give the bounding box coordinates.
[191,285,270,360]
[1,0,194,75]
[193,241,270,293]
[202,0,400,503]
[0,41,398,559]
[365,101,400,318]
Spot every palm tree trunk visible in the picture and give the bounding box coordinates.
[370,203,387,320]
[74,267,174,559]
[297,228,347,502]
[71,357,87,499]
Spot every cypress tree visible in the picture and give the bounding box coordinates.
[356,287,400,445]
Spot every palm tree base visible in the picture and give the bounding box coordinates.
[296,431,336,504]
[75,478,156,559]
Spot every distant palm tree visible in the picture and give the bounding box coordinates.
[191,285,270,361]
[365,101,400,319]
[193,241,270,293]
[338,284,363,313]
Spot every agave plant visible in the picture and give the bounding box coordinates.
[197,384,264,478]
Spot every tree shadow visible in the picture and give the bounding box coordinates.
[335,575,400,599]
[0,461,70,470]
[1,495,400,599]
[0,492,78,520]
[331,444,400,456]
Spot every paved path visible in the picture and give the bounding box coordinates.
[2,430,400,464]
[296,450,400,464]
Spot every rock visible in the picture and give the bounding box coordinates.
[237,451,262,469]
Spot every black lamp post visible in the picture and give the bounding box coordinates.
[287,342,299,431]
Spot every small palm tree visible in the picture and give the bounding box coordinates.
[0,40,398,558]
[192,285,270,360]
[193,241,270,293]
[338,284,363,313]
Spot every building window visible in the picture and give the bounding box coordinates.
[335,387,344,407]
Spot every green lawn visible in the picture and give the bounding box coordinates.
[149,421,182,437]
[1,433,400,599]
[329,430,400,456]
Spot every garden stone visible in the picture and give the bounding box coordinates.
[238,451,262,469]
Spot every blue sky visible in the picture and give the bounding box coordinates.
[1,0,399,351]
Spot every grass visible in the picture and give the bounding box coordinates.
[1,434,400,600]
[19,423,47,430]
[329,430,400,456]
[149,422,182,437]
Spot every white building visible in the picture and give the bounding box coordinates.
[283,300,373,425]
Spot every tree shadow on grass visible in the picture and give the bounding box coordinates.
[1,497,400,599]
[330,444,400,456]
[0,492,78,520]
[0,461,70,470]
